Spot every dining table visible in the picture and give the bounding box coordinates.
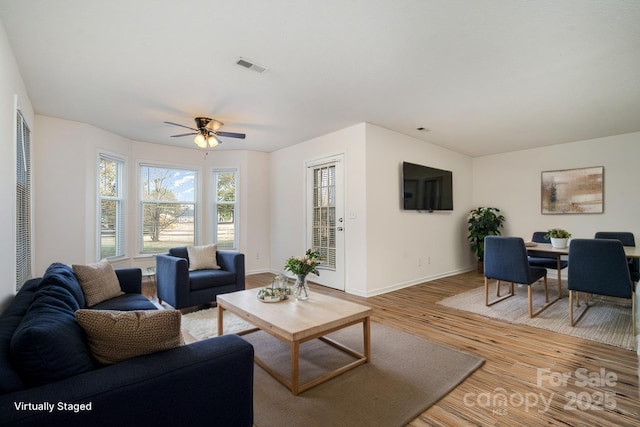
[526,242,640,287]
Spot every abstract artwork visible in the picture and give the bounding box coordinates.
[541,167,603,214]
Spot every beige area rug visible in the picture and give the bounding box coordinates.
[438,284,637,351]
[181,308,484,427]
[181,307,253,340]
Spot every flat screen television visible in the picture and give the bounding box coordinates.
[402,161,453,211]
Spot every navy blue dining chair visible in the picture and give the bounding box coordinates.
[594,231,640,283]
[568,238,635,334]
[528,231,569,271]
[484,236,560,318]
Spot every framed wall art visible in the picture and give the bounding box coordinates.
[541,166,604,214]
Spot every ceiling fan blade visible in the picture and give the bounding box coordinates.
[164,121,198,132]
[214,131,246,139]
[170,132,197,137]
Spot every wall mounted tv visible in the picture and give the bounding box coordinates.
[402,161,453,212]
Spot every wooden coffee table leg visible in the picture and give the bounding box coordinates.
[363,316,371,362]
[291,341,300,395]
[217,304,224,336]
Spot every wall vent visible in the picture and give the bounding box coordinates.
[236,58,268,74]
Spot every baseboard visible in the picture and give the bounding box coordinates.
[354,266,475,298]
[245,268,273,276]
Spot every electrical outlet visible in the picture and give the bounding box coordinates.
[428,256,431,264]
[256,252,260,260]
[417,258,421,267]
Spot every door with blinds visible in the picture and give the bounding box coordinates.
[306,155,345,291]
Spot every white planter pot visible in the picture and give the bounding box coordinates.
[550,237,568,249]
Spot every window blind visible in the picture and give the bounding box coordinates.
[16,110,32,290]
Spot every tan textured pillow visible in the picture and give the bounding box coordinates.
[187,244,220,271]
[75,309,184,365]
[73,259,124,307]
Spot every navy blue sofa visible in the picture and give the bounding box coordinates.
[156,248,245,309]
[0,263,254,426]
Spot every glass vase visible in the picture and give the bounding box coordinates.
[294,274,310,300]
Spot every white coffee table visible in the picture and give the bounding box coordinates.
[217,288,372,395]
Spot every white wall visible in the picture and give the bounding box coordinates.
[0,19,34,312]
[364,124,474,295]
[270,123,475,297]
[32,116,271,276]
[472,133,640,241]
[33,116,133,271]
[270,123,368,293]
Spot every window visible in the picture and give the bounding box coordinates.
[99,154,125,259]
[16,110,31,290]
[311,164,336,268]
[213,169,238,249]
[141,165,196,253]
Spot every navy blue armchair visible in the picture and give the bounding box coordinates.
[156,248,245,309]
[484,236,560,317]
[568,238,635,333]
[594,231,640,282]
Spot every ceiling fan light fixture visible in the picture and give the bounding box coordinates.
[166,117,246,148]
[207,134,220,148]
[194,132,207,148]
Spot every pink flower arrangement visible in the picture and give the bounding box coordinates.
[284,249,321,277]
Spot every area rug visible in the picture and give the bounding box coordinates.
[180,307,253,340]
[438,285,637,350]
[181,309,484,427]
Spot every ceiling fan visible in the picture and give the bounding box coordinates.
[164,117,246,148]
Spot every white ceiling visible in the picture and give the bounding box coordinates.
[1,0,639,157]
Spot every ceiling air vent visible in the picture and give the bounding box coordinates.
[236,58,268,74]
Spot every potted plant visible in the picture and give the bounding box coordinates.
[545,228,571,249]
[467,207,505,273]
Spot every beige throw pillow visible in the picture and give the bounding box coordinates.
[73,259,124,307]
[75,309,184,365]
[187,244,220,271]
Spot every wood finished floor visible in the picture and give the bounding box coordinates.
[244,272,639,427]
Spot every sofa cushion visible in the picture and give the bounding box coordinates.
[76,309,184,365]
[73,259,124,307]
[187,244,221,271]
[189,270,237,291]
[92,293,158,311]
[38,262,86,307]
[0,281,39,394]
[10,286,95,386]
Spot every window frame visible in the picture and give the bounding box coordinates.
[97,152,126,260]
[139,163,199,255]
[212,168,239,250]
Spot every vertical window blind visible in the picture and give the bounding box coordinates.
[16,111,31,290]
[312,165,336,269]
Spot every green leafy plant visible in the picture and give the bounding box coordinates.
[467,207,506,260]
[257,287,288,300]
[545,228,571,239]
[284,249,321,277]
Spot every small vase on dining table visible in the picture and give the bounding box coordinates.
[294,274,310,300]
